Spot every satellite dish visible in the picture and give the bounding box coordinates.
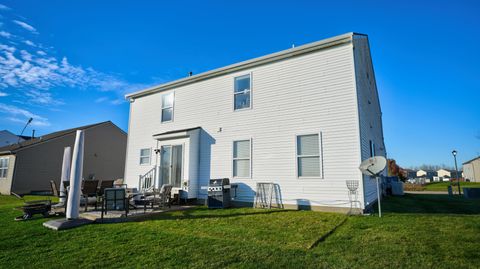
[358,156,387,218]
[359,156,387,176]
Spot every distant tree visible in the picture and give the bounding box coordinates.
[408,164,454,171]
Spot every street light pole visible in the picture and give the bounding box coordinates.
[452,150,461,195]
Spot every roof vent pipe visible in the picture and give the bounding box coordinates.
[188,71,193,77]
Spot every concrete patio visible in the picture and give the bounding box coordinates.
[52,204,197,224]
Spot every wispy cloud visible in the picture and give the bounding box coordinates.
[0,103,50,127]
[0,31,12,38]
[13,20,38,34]
[24,40,35,47]
[95,96,126,105]
[0,4,150,129]
[0,4,10,10]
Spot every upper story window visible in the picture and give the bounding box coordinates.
[369,140,375,157]
[0,157,9,178]
[233,139,251,178]
[234,74,251,110]
[296,134,321,178]
[161,92,174,122]
[139,148,151,165]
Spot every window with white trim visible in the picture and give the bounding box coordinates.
[0,157,9,178]
[139,148,151,165]
[234,74,251,110]
[233,140,251,178]
[161,92,174,122]
[296,134,321,177]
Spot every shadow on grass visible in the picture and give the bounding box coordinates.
[134,208,293,222]
[380,193,480,215]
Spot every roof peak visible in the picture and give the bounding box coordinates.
[126,32,366,99]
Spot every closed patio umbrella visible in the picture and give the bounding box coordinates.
[66,130,84,220]
[58,146,71,205]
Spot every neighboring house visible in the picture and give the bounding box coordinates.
[463,156,480,182]
[403,169,417,179]
[123,32,386,213]
[0,121,127,195]
[416,170,437,180]
[0,130,24,147]
[437,169,452,178]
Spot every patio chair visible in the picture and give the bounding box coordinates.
[159,184,173,208]
[49,180,68,211]
[101,188,128,220]
[81,180,99,211]
[113,178,127,188]
[150,184,173,209]
[97,180,115,196]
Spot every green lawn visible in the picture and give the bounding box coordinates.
[0,194,479,268]
[424,181,480,192]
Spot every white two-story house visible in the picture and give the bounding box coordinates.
[124,32,386,212]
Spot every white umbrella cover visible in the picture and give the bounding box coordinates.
[66,130,84,219]
[59,146,71,204]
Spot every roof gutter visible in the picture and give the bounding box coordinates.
[0,150,13,156]
[126,32,357,100]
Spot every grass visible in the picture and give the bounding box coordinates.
[424,181,480,192]
[0,194,479,268]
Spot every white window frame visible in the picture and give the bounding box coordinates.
[295,132,323,179]
[233,73,252,111]
[161,91,175,123]
[232,138,252,179]
[139,148,152,165]
[0,157,9,179]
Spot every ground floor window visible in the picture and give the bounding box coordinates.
[0,157,9,178]
[233,139,251,178]
[139,148,151,165]
[296,134,321,177]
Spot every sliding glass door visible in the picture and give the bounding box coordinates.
[160,145,183,188]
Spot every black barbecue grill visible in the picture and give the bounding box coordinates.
[207,178,231,209]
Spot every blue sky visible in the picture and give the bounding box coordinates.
[0,0,479,167]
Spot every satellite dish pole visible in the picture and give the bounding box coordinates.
[17,118,33,144]
[359,156,387,218]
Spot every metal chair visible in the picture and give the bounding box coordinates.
[81,180,99,211]
[101,188,128,220]
[154,184,173,208]
[49,180,68,211]
[97,180,115,196]
[346,180,361,215]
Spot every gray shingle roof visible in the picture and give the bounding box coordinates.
[0,121,111,155]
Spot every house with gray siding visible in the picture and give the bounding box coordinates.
[463,156,480,182]
[124,32,386,212]
[0,121,127,195]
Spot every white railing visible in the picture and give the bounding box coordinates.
[138,167,156,193]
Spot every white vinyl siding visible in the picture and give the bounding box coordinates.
[0,157,8,178]
[139,148,151,165]
[124,35,379,210]
[296,134,321,177]
[234,74,251,110]
[161,92,174,122]
[233,140,251,178]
